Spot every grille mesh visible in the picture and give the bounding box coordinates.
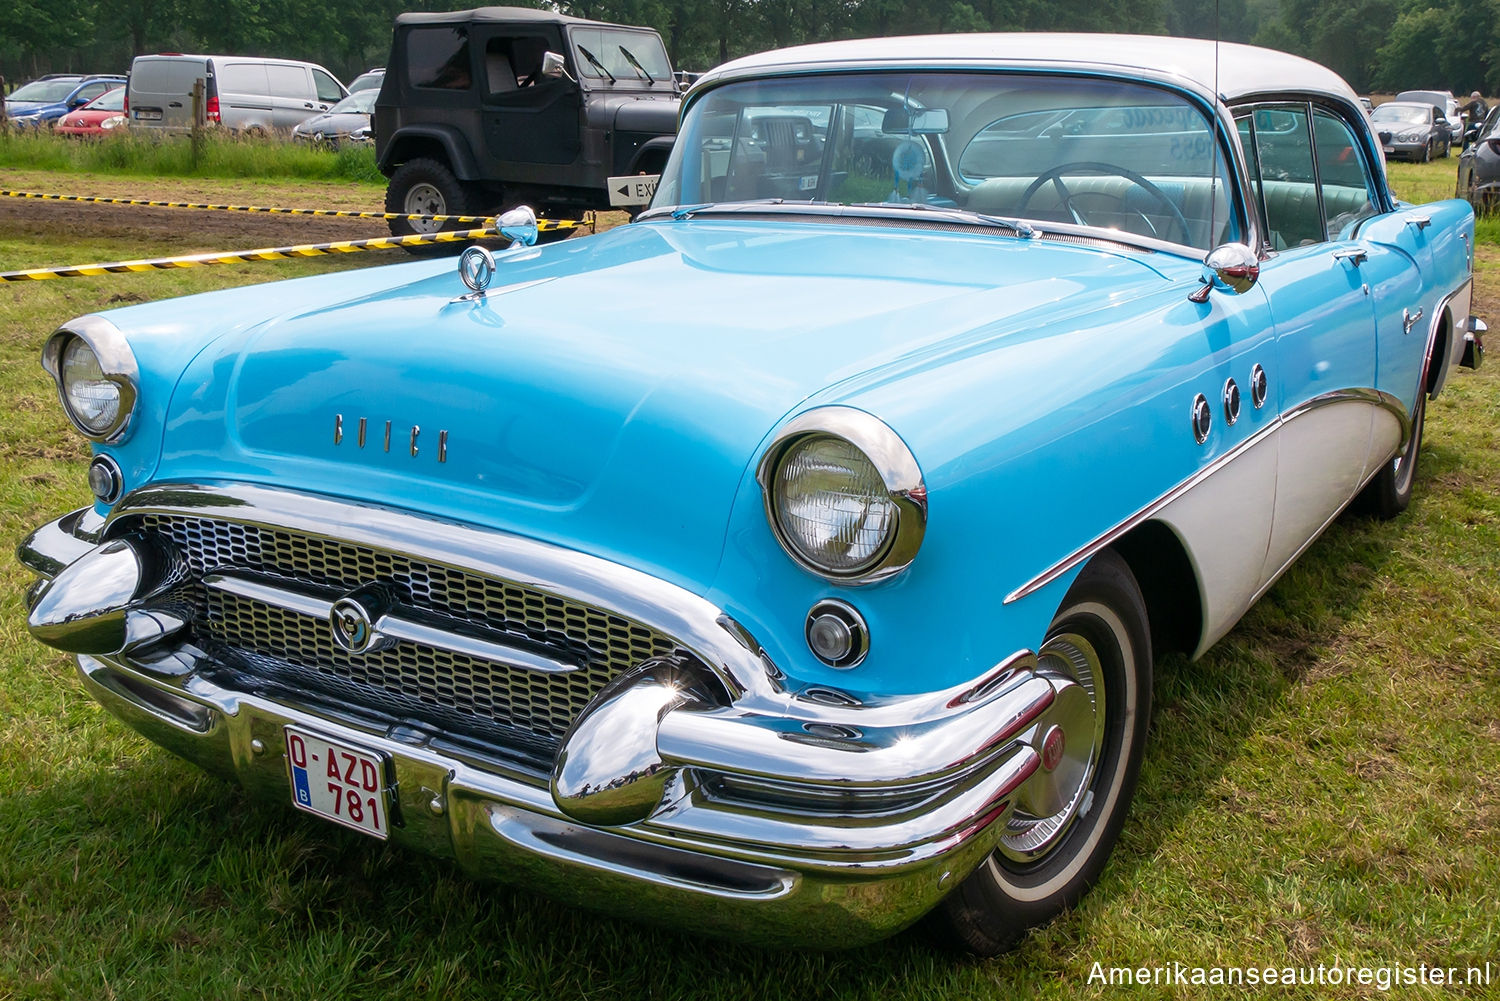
[131,514,679,743]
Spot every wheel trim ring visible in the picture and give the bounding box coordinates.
[403,182,446,235]
[995,630,1105,864]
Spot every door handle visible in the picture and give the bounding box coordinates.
[1403,307,1424,335]
[168,101,182,108]
[1406,214,1432,229]
[1332,248,1368,266]
[304,103,315,109]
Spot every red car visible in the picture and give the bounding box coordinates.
[54,86,127,136]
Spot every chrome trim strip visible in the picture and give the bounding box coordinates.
[1004,387,1408,605]
[39,314,140,444]
[203,570,584,675]
[755,406,927,586]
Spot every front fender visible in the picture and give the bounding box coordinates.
[377,124,481,180]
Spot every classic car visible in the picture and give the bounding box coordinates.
[1369,100,1451,161]
[18,34,1484,955]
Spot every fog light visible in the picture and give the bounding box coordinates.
[87,454,123,504]
[805,599,869,668]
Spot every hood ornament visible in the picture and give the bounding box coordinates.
[451,206,541,304]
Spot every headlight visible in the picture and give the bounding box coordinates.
[101,116,126,129]
[758,407,926,584]
[41,317,139,442]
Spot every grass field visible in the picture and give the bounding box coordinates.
[1,160,1497,1000]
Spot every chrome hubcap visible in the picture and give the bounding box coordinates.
[404,182,445,235]
[998,632,1105,863]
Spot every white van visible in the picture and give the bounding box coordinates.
[128,54,347,133]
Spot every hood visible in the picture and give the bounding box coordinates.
[614,97,679,133]
[158,218,1170,592]
[295,112,371,135]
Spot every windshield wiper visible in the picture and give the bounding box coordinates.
[617,45,655,84]
[576,45,615,84]
[853,201,1037,238]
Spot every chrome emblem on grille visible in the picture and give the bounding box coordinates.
[330,585,394,654]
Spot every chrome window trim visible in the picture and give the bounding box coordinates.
[755,406,927,586]
[40,314,140,444]
[1004,387,1409,605]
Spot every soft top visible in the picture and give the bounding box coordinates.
[394,6,655,30]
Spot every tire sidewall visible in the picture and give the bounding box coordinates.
[937,551,1152,953]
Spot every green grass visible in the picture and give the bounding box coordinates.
[1,160,1498,999]
[0,129,383,185]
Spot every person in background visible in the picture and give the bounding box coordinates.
[1462,90,1488,147]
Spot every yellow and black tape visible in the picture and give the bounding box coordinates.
[0,226,501,282]
[0,189,592,229]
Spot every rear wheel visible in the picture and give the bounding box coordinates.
[933,550,1152,955]
[386,158,475,252]
[1356,386,1426,519]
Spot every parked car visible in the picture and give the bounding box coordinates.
[1395,88,1463,142]
[19,33,1482,955]
[127,53,347,134]
[1457,103,1500,210]
[291,89,375,146]
[53,86,128,136]
[373,7,680,240]
[348,68,385,93]
[1370,100,1451,160]
[4,74,125,127]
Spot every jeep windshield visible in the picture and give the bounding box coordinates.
[569,27,671,84]
[646,72,1242,251]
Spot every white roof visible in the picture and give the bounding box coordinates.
[697,34,1359,107]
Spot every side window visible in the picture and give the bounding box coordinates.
[219,63,268,96]
[1312,108,1378,239]
[78,83,108,102]
[482,35,555,96]
[266,65,310,99]
[1235,114,1265,231]
[1251,104,1324,248]
[408,26,472,90]
[312,69,343,103]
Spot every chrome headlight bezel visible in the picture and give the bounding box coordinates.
[756,407,927,585]
[41,315,139,443]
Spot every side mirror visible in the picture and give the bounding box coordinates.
[497,205,539,248]
[1188,243,1260,302]
[541,51,574,83]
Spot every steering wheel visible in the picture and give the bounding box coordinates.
[1016,161,1193,245]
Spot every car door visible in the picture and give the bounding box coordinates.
[266,63,315,130]
[1235,103,1381,586]
[477,28,582,168]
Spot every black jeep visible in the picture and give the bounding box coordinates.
[373,7,680,241]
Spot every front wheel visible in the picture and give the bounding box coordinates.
[934,550,1152,955]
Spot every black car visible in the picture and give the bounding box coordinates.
[373,6,680,241]
[1369,101,1450,161]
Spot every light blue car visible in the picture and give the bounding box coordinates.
[18,33,1484,953]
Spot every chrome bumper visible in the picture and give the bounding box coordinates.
[19,489,1077,947]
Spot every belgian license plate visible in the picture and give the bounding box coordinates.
[134,109,162,121]
[284,726,390,839]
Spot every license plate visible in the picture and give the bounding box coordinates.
[284,727,390,839]
[134,109,162,121]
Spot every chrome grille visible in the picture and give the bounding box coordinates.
[131,514,679,744]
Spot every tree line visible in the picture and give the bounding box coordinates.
[2,0,1492,99]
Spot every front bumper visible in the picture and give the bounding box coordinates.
[19,485,1078,947]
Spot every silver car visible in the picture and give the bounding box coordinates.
[127,54,347,134]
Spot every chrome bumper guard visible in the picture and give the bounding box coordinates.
[1464,315,1486,370]
[19,485,1076,947]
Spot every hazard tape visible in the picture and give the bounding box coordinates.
[0,226,501,281]
[0,188,592,229]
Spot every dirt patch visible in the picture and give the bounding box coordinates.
[0,173,627,262]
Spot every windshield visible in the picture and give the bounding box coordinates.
[1372,104,1430,125]
[85,87,125,111]
[652,71,1241,250]
[10,78,80,102]
[328,90,376,114]
[569,28,671,82]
